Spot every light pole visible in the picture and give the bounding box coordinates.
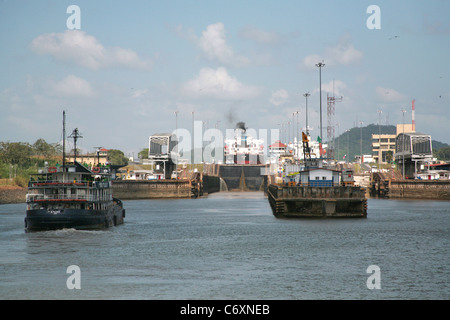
[401,108,406,179]
[359,121,364,163]
[303,92,310,135]
[191,111,194,166]
[336,122,339,161]
[295,110,299,159]
[346,129,350,163]
[175,110,178,179]
[292,112,296,157]
[287,121,290,147]
[377,108,382,168]
[315,62,325,142]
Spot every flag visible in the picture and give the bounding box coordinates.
[302,132,308,143]
[320,145,326,155]
[343,154,346,159]
[317,136,326,156]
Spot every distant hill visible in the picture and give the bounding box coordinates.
[331,124,448,162]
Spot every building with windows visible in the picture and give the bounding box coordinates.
[394,132,433,179]
[66,148,109,166]
[148,133,178,179]
[372,134,396,164]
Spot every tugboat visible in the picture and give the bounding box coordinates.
[24,112,125,231]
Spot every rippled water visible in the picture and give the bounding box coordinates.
[0,192,448,299]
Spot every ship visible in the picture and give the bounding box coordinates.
[24,112,125,231]
[224,122,264,165]
[214,122,267,192]
[267,132,367,218]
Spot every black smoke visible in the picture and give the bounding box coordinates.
[235,122,246,133]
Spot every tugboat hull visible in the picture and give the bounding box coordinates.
[25,206,125,231]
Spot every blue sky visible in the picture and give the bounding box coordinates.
[1,0,449,158]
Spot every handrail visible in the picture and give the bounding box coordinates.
[29,181,90,187]
[26,194,112,202]
[28,180,111,188]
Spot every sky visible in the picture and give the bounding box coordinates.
[1,0,449,159]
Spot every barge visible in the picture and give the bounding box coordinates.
[267,144,367,218]
[268,182,367,218]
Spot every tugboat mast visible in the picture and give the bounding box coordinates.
[69,128,83,163]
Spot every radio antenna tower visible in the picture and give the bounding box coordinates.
[327,81,342,160]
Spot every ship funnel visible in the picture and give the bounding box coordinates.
[236,122,246,133]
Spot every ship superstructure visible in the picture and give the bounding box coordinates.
[224,122,264,165]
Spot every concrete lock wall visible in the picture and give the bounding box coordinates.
[389,180,450,200]
[112,180,192,199]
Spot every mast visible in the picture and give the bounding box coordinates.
[69,128,83,163]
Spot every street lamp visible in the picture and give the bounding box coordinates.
[303,92,310,134]
[175,110,179,179]
[359,121,364,163]
[377,108,382,167]
[401,108,406,179]
[293,111,299,159]
[336,122,339,161]
[191,111,194,166]
[315,62,325,142]
[346,129,350,163]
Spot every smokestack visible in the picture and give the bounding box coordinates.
[412,99,415,132]
[236,122,246,133]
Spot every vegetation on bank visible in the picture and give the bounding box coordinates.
[0,139,128,188]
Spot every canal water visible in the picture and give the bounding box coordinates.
[0,192,448,300]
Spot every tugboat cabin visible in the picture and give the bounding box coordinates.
[299,168,341,187]
[26,161,114,212]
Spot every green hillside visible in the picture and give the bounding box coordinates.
[329,124,394,161]
[331,124,448,162]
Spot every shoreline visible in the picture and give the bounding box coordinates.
[0,186,27,204]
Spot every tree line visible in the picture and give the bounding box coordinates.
[0,139,128,180]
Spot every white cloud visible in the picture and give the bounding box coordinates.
[375,87,407,102]
[270,89,289,106]
[46,75,94,97]
[325,35,363,65]
[313,80,347,97]
[198,22,250,67]
[31,30,152,70]
[130,88,149,99]
[180,67,261,100]
[239,26,282,45]
[301,34,362,69]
